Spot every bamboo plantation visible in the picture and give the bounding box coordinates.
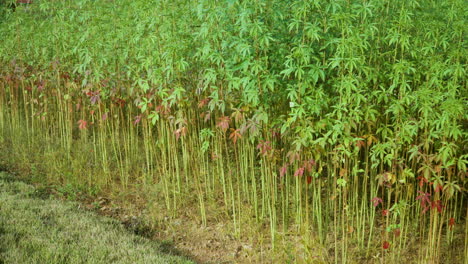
[0,0,466,263]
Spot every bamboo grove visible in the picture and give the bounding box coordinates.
[0,0,466,263]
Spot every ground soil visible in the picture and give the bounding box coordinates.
[46,185,262,264]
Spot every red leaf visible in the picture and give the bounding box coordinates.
[114,98,126,108]
[256,140,272,157]
[101,113,108,121]
[394,228,401,237]
[306,176,312,185]
[198,98,210,108]
[133,115,142,125]
[216,116,230,133]
[36,80,45,91]
[229,129,242,144]
[416,191,431,213]
[303,159,316,172]
[286,151,300,164]
[239,122,248,135]
[448,217,455,230]
[90,95,100,104]
[174,127,187,141]
[271,129,281,139]
[431,200,444,213]
[417,176,428,187]
[77,120,87,130]
[371,197,383,207]
[382,209,389,216]
[382,241,390,250]
[279,165,288,177]
[294,167,304,177]
[355,139,366,149]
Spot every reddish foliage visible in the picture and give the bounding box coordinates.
[417,176,428,187]
[383,172,392,182]
[174,127,187,140]
[113,98,126,108]
[371,197,383,207]
[100,78,109,87]
[4,74,13,82]
[383,241,390,250]
[155,104,171,116]
[434,182,444,193]
[431,200,444,213]
[229,128,242,144]
[36,80,45,91]
[394,228,401,237]
[355,139,366,149]
[286,151,300,164]
[77,119,87,130]
[302,159,316,173]
[271,128,281,139]
[216,116,230,133]
[242,119,260,136]
[198,97,210,108]
[256,140,272,157]
[306,176,312,185]
[294,167,304,177]
[200,111,211,123]
[85,90,101,105]
[133,115,142,125]
[382,209,389,216]
[448,217,455,230]
[279,165,288,177]
[60,72,71,80]
[416,191,431,214]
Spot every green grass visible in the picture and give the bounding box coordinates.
[0,172,195,264]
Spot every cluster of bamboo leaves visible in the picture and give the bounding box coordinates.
[0,0,466,262]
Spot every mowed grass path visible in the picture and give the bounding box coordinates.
[0,172,195,264]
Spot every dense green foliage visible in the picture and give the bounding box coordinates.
[0,0,466,263]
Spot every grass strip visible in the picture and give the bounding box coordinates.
[0,172,195,264]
